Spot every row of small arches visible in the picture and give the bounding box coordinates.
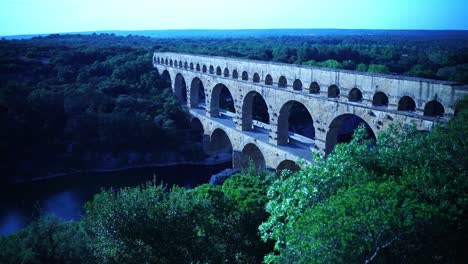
[155,57,445,117]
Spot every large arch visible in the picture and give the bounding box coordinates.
[174,73,188,104]
[190,77,206,108]
[373,92,389,107]
[209,128,233,158]
[398,96,416,111]
[210,83,236,117]
[160,70,172,89]
[277,100,315,145]
[325,114,376,154]
[424,100,445,117]
[190,117,204,142]
[240,143,266,170]
[276,160,300,176]
[241,91,269,131]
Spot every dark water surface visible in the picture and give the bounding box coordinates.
[0,162,231,236]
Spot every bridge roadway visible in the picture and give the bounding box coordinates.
[153,52,468,171]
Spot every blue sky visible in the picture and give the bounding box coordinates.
[0,0,467,36]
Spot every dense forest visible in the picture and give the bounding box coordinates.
[1,32,468,263]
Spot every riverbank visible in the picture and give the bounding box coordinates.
[15,153,232,184]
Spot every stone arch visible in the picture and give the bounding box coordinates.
[174,73,188,104]
[216,66,222,76]
[328,85,340,98]
[224,67,230,77]
[210,83,236,117]
[277,100,315,145]
[165,58,168,65]
[278,76,287,88]
[174,60,178,67]
[209,65,214,74]
[160,70,172,89]
[183,61,187,69]
[202,65,207,73]
[179,61,183,68]
[309,82,320,94]
[326,114,376,154]
[240,143,266,169]
[196,63,200,71]
[209,128,233,157]
[169,59,173,66]
[398,96,416,111]
[233,70,239,79]
[241,91,269,131]
[190,117,204,142]
[190,77,206,108]
[293,79,303,91]
[265,74,273,85]
[424,100,445,117]
[348,88,363,102]
[276,160,300,175]
[190,62,194,70]
[373,92,389,106]
[253,73,260,83]
[242,71,248,81]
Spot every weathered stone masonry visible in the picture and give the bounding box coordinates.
[153,52,468,171]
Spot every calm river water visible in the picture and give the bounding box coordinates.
[0,162,231,236]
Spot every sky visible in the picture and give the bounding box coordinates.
[0,0,467,36]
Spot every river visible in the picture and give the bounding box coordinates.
[0,162,231,236]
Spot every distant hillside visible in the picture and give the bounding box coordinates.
[3,28,468,40]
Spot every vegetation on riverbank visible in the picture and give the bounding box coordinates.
[2,98,467,263]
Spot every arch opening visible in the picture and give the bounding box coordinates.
[293,79,303,91]
[241,91,269,131]
[265,74,273,85]
[233,70,239,79]
[190,117,204,142]
[240,143,266,170]
[174,60,178,67]
[184,62,188,69]
[278,76,287,88]
[209,65,214,74]
[242,71,248,81]
[326,114,376,154]
[202,65,207,73]
[349,88,363,102]
[169,59,173,66]
[276,160,300,176]
[210,83,235,117]
[216,66,222,76]
[208,128,233,161]
[224,68,230,77]
[174,73,188,104]
[328,85,340,98]
[190,77,206,109]
[309,82,320,94]
[190,63,194,70]
[196,64,200,71]
[253,73,260,83]
[277,100,315,146]
[160,70,172,89]
[179,61,183,68]
[424,100,444,117]
[398,96,416,111]
[373,92,388,107]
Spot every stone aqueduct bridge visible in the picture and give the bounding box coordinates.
[153,52,467,171]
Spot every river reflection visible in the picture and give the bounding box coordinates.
[0,162,231,236]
